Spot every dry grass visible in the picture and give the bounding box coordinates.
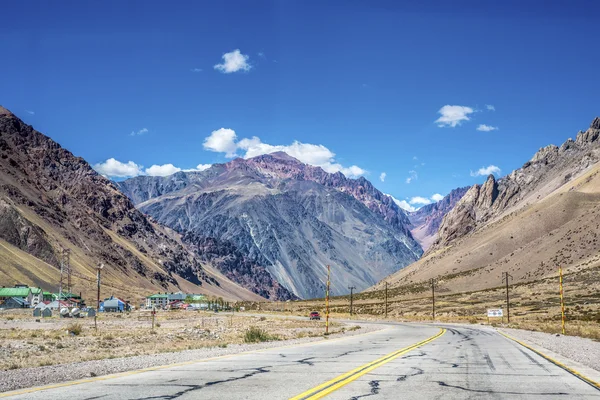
[245,266,600,341]
[0,310,341,371]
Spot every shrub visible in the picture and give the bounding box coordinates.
[6,317,14,321]
[67,323,82,336]
[244,326,278,343]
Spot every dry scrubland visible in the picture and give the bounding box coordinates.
[258,265,600,341]
[0,310,348,371]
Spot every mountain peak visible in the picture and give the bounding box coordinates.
[591,117,600,130]
[266,151,300,162]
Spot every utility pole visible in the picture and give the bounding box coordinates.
[95,263,103,330]
[559,266,566,335]
[384,282,388,318]
[430,279,437,321]
[348,286,356,316]
[502,272,513,323]
[325,265,330,335]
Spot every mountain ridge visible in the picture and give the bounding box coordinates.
[119,152,423,299]
[0,106,263,302]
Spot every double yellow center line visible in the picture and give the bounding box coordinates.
[290,328,446,400]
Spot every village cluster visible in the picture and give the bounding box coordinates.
[0,284,228,317]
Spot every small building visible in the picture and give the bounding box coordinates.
[42,308,53,318]
[42,291,53,302]
[146,293,169,309]
[185,294,207,303]
[46,300,72,310]
[0,297,30,309]
[0,286,34,305]
[30,288,43,307]
[100,296,128,312]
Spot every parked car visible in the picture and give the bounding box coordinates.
[309,311,321,320]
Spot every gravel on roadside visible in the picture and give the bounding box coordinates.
[499,327,600,373]
[0,323,381,393]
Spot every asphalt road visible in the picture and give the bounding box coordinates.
[3,322,600,399]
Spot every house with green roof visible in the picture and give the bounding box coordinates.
[0,285,46,307]
[0,286,33,306]
[145,293,169,309]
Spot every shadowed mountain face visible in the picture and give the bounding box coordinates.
[407,187,470,251]
[119,153,423,299]
[0,106,263,302]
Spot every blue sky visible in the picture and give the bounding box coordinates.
[2,0,600,210]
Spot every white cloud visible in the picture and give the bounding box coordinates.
[203,128,239,157]
[387,194,417,212]
[93,158,143,178]
[431,193,444,202]
[379,172,386,182]
[194,163,212,171]
[191,68,203,73]
[410,196,432,205]
[25,110,35,115]
[470,165,501,177]
[477,124,498,132]
[406,170,418,184]
[202,129,366,178]
[486,104,496,111]
[145,164,181,177]
[183,163,212,172]
[214,49,251,73]
[412,156,418,160]
[258,52,265,58]
[435,105,474,127]
[130,128,148,136]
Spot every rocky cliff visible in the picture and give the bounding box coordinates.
[432,117,600,250]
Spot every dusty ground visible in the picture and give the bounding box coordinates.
[0,309,352,371]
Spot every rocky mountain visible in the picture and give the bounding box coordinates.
[433,117,600,251]
[0,106,263,302]
[407,187,469,251]
[372,116,600,295]
[119,152,423,299]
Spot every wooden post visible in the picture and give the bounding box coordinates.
[384,282,388,318]
[559,267,565,335]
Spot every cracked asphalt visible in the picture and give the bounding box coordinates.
[3,322,600,399]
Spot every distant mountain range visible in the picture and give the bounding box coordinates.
[0,106,263,302]
[119,152,423,299]
[407,187,469,251]
[373,117,600,295]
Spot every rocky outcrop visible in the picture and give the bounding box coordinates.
[120,152,422,299]
[407,187,469,250]
[432,117,600,250]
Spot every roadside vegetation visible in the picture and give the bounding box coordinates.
[0,311,345,371]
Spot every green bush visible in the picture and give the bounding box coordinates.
[244,326,278,343]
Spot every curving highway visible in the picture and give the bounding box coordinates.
[2,322,600,399]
